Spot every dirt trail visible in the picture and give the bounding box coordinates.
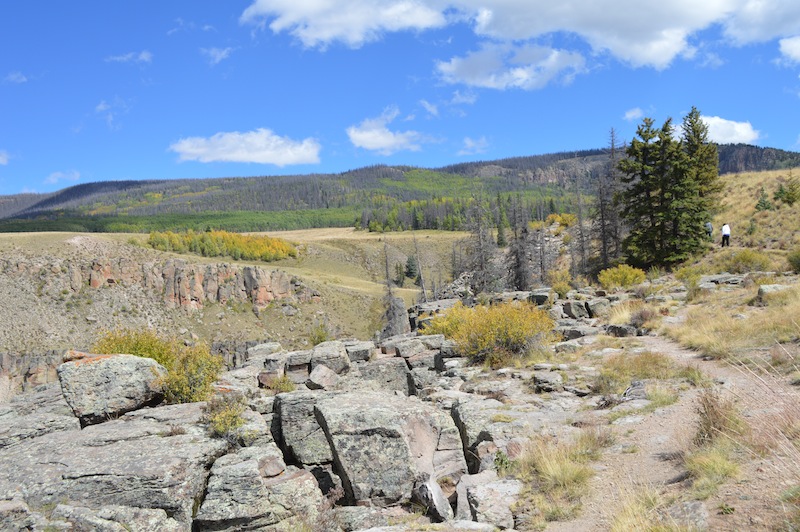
[548,332,800,531]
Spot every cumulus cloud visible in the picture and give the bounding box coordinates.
[105,50,153,64]
[0,150,8,165]
[779,36,800,64]
[723,2,800,44]
[201,47,235,65]
[346,106,422,155]
[437,43,585,90]
[240,0,446,48]
[624,107,644,121]
[702,115,760,144]
[242,0,796,69]
[45,170,80,185]
[169,128,321,165]
[458,136,489,156]
[4,71,27,84]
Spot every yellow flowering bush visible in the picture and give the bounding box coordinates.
[93,329,223,404]
[425,301,556,366]
[597,264,646,291]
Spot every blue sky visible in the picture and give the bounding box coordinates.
[2,1,800,195]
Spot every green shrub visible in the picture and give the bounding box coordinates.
[675,264,706,301]
[202,392,247,443]
[788,249,800,273]
[308,322,333,346]
[597,264,646,291]
[262,374,296,394]
[547,270,572,299]
[424,301,556,367]
[717,248,772,274]
[93,329,223,403]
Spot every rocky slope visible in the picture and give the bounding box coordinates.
[0,275,720,531]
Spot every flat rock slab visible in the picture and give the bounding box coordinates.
[50,504,185,532]
[0,402,228,523]
[0,384,80,449]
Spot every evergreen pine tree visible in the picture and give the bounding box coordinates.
[755,187,773,211]
[618,108,720,268]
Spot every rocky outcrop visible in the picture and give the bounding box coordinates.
[0,351,62,403]
[194,444,324,531]
[1,256,319,313]
[0,399,228,523]
[1,277,680,530]
[57,353,167,427]
[314,392,468,507]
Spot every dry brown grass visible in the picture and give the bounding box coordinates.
[667,285,800,361]
[715,167,800,251]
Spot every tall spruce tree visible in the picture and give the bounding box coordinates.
[618,109,719,268]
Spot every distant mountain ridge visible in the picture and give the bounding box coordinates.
[1,144,798,228]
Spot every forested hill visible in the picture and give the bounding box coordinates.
[0,144,797,233]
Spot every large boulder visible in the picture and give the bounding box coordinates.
[0,402,228,523]
[314,392,467,507]
[357,358,415,396]
[310,341,352,375]
[561,300,590,319]
[274,391,336,465]
[194,444,324,531]
[57,354,167,427]
[466,479,523,529]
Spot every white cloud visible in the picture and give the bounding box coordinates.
[105,50,153,64]
[450,90,477,105]
[346,106,422,155]
[624,107,644,121]
[237,0,800,72]
[169,128,321,165]
[4,71,27,84]
[723,2,800,44]
[779,36,800,64]
[701,115,760,144]
[420,99,438,117]
[45,170,80,185]
[242,0,765,69]
[168,18,217,36]
[201,47,235,65]
[437,43,585,90]
[240,0,447,48]
[458,136,489,155]
[0,150,8,165]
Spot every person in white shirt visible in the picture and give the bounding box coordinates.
[721,223,730,247]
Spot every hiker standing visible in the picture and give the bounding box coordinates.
[721,223,730,247]
[705,221,713,241]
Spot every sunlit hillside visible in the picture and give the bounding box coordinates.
[715,166,800,251]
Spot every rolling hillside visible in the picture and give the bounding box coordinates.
[1,144,798,233]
